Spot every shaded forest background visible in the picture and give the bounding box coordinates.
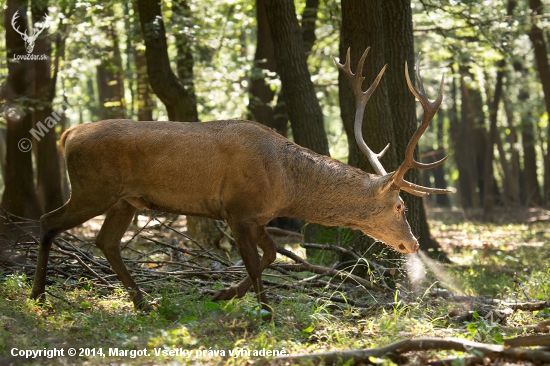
[1,0,550,256]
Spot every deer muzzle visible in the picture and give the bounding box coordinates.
[397,241,419,254]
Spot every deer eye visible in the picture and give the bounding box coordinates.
[396,204,402,212]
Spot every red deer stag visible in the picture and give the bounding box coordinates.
[30,48,451,314]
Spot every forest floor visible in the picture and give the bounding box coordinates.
[0,207,549,365]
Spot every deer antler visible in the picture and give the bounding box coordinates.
[336,48,452,197]
[334,47,389,176]
[11,11,29,39]
[387,53,452,197]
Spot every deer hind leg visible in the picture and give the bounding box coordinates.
[94,199,148,310]
[212,223,277,313]
[30,192,119,302]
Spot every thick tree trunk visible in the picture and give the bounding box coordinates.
[433,111,451,207]
[247,0,278,130]
[381,0,448,260]
[448,73,472,209]
[483,61,505,220]
[138,0,193,120]
[339,0,396,171]
[503,94,523,204]
[264,0,329,156]
[133,0,153,121]
[457,67,484,208]
[528,0,550,204]
[337,0,396,263]
[337,0,444,265]
[96,11,126,120]
[173,0,199,122]
[522,113,542,205]
[31,1,64,213]
[1,0,42,219]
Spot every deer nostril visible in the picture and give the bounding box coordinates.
[414,243,419,251]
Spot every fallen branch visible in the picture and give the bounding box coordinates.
[276,245,389,292]
[504,334,550,347]
[263,337,550,365]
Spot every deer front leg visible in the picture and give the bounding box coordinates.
[31,194,118,302]
[212,223,276,313]
[94,199,150,311]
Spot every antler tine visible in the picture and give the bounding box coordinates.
[334,47,388,176]
[390,54,453,196]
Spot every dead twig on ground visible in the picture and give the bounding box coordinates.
[262,337,550,365]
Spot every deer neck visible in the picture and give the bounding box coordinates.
[281,150,383,229]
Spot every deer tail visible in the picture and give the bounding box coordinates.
[59,126,78,155]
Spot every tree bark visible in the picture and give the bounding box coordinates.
[173,0,199,122]
[432,111,450,207]
[96,7,126,120]
[138,0,195,121]
[247,0,278,130]
[133,0,154,121]
[458,66,484,208]
[1,0,42,219]
[31,0,64,213]
[339,0,396,171]
[264,0,329,156]
[522,113,542,206]
[502,94,522,204]
[381,0,447,259]
[527,0,550,204]
[448,72,473,209]
[483,60,505,220]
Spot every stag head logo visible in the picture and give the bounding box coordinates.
[11,11,48,54]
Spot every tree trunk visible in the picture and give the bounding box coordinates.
[381,0,448,260]
[503,94,523,204]
[133,1,153,121]
[138,0,218,248]
[264,0,329,156]
[522,112,542,206]
[339,0,396,171]
[433,111,451,207]
[528,0,550,204]
[330,1,448,261]
[247,0,278,130]
[31,0,64,213]
[457,66,484,208]
[138,0,198,121]
[338,0,397,264]
[483,60,505,220]
[1,0,42,219]
[96,9,126,120]
[448,72,472,209]
[173,0,199,122]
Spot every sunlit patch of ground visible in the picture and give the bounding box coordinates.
[1,208,549,365]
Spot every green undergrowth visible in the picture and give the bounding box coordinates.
[1,216,549,365]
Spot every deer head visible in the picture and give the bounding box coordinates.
[335,48,452,253]
[11,11,48,54]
